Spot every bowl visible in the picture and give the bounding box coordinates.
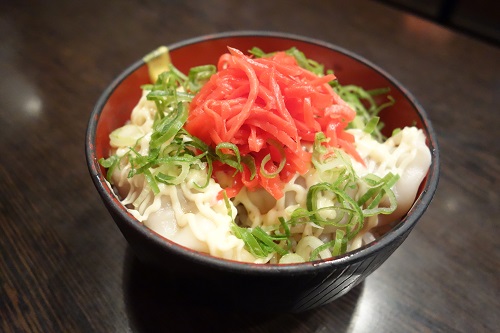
[85,31,439,312]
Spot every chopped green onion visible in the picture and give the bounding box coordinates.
[279,253,306,264]
[252,227,288,256]
[109,124,144,147]
[331,83,394,141]
[363,116,380,135]
[250,46,325,76]
[231,225,269,258]
[278,216,291,238]
[150,102,189,149]
[98,155,120,183]
[142,168,160,195]
[154,161,190,185]
[309,240,333,261]
[193,157,213,189]
[215,142,243,173]
[360,173,399,216]
[187,65,216,93]
[357,172,399,216]
[260,140,286,178]
[241,155,257,181]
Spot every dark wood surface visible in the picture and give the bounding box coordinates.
[1,1,498,332]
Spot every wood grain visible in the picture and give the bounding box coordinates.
[0,0,498,332]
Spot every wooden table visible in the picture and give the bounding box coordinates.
[1,1,498,332]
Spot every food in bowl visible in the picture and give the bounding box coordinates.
[98,45,431,264]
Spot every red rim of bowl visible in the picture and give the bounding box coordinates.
[85,30,440,276]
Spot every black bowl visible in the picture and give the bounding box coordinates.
[85,31,439,312]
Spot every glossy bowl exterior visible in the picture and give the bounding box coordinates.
[86,31,439,312]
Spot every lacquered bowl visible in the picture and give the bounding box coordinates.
[85,31,439,312]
